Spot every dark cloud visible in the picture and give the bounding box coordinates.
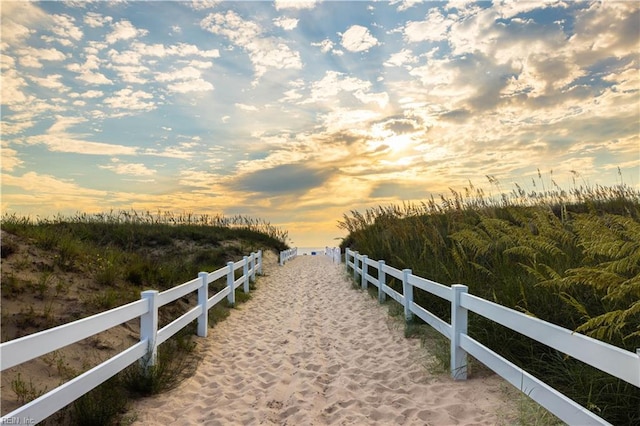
[462,57,518,111]
[315,131,366,146]
[384,118,419,134]
[231,163,332,195]
[438,109,471,122]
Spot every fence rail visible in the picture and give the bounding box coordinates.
[279,247,297,265]
[325,247,341,264]
[0,250,263,424]
[344,248,640,426]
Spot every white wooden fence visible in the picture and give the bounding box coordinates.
[345,248,640,426]
[0,250,263,424]
[279,247,297,265]
[325,247,341,264]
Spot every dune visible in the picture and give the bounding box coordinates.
[131,254,514,425]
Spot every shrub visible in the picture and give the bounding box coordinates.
[122,324,200,396]
[339,180,640,425]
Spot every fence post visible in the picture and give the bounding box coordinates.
[637,349,639,389]
[451,284,469,380]
[226,261,235,307]
[280,251,284,266]
[361,255,368,289]
[249,253,256,282]
[353,252,359,281]
[197,272,209,337]
[140,290,159,369]
[243,256,250,293]
[345,249,350,273]
[402,269,413,322]
[378,260,386,304]
[258,250,263,275]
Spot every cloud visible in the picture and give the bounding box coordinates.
[302,70,389,110]
[109,64,150,84]
[76,71,113,85]
[106,20,149,44]
[200,11,261,47]
[168,79,214,93]
[144,142,200,159]
[403,9,454,42]
[84,12,113,28]
[0,66,29,106]
[341,25,379,52]
[319,107,382,134]
[274,1,318,11]
[306,71,371,102]
[1,118,35,135]
[131,41,220,59]
[354,91,389,109]
[108,49,142,65]
[236,103,259,111]
[99,158,156,176]
[1,144,24,172]
[25,134,138,156]
[311,39,334,53]
[187,60,214,69]
[29,74,68,91]
[189,0,221,11]
[231,163,332,195]
[393,0,426,12]
[2,171,107,202]
[201,10,301,80]
[70,90,104,99]
[155,66,214,93]
[103,88,155,112]
[384,48,418,67]
[15,47,66,68]
[156,66,203,82]
[18,118,137,158]
[51,14,83,41]
[274,17,299,30]
[0,2,51,44]
[370,181,428,199]
[67,53,113,85]
[570,2,639,61]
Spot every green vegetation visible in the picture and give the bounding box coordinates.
[1,210,287,425]
[122,323,200,397]
[1,210,286,311]
[339,177,640,425]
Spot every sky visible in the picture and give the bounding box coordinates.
[1,0,639,247]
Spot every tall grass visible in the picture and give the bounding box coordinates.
[1,210,287,304]
[1,209,288,247]
[339,178,640,425]
[1,210,287,425]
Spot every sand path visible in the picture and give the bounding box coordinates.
[131,254,512,425]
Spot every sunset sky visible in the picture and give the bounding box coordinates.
[2,1,639,247]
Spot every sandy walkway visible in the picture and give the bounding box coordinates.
[131,254,513,425]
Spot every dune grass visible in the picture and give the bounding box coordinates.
[1,210,287,425]
[339,177,640,425]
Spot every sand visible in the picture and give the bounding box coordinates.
[131,253,514,425]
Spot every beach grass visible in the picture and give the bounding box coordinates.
[0,210,287,425]
[339,177,640,425]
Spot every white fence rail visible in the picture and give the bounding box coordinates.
[344,248,640,426]
[324,247,341,264]
[0,250,263,424]
[279,247,297,265]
